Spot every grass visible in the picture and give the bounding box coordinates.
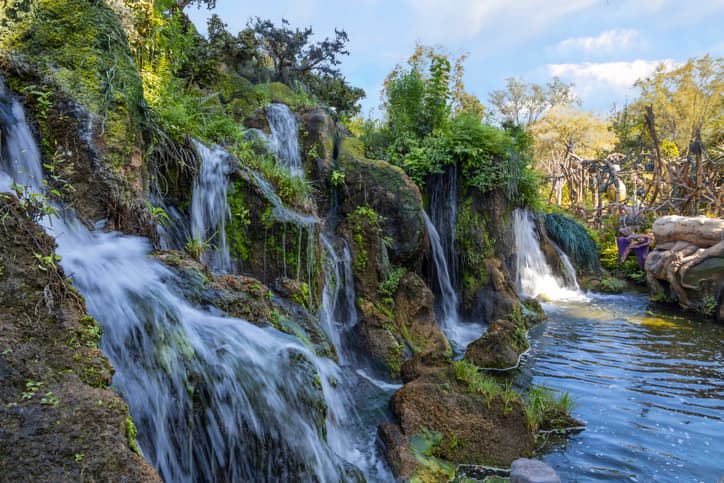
[524,386,574,430]
[454,360,506,408]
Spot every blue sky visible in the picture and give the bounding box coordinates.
[188,0,724,117]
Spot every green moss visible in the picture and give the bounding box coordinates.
[599,276,627,294]
[1,0,145,170]
[408,427,456,483]
[125,415,141,455]
[386,342,405,377]
[456,198,494,298]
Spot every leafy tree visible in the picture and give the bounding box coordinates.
[612,55,723,153]
[173,0,216,11]
[531,105,617,176]
[488,77,577,127]
[252,18,350,83]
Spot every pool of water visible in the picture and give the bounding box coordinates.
[517,293,724,482]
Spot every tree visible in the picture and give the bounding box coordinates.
[252,18,350,83]
[174,0,216,11]
[382,44,483,141]
[488,77,577,127]
[612,55,723,154]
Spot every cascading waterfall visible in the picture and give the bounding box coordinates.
[0,81,43,192]
[0,81,393,482]
[267,103,303,177]
[428,164,458,285]
[512,208,583,300]
[424,211,485,352]
[319,234,359,363]
[190,140,233,272]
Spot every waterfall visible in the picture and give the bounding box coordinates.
[512,208,583,301]
[190,141,233,272]
[428,165,458,285]
[0,81,43,192]
[267,103,303,177]
[424,211,485,352]
[319,235,359,364]
[0,82,393,482]
[245,167,318,287]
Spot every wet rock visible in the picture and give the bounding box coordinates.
[355,298,404,376]
[377,423,417,480]
[510,458,561,483]
[464,319,523,370]
[390,368,534,469]
[393,272,450,356]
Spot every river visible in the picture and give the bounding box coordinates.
[518,292,724,481]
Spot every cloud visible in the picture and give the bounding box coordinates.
[547,59,675,110]
[404,0,600,42]
[552,29,641,56]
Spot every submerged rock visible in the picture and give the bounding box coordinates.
[510,458,561,483]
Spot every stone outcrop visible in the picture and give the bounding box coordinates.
[0,197,160,481]
[380,364,534,480]
[645,215,724,321]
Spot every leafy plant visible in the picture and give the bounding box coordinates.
[185,236,210,262]
[544,213,599,274]
[146,200,170,227]
[524,386,575,430]
[378,266,407,299]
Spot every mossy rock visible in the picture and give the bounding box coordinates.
[225,170,323,306]
[337,136,426,268]
[464,318,527,370]
[255,82,297,106]
[383,366,534,476]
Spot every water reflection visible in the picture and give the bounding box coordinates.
[517,292,724,481]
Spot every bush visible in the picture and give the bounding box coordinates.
[544,213,600,274]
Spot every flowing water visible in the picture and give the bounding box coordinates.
[1,80,392,482]
[3,79,723,482]
[190,141,234,272]
[267,103,303,177]
[424,211,485,353]
[428,165,458,285]
[512,208,582,301]
[513,208,724,481]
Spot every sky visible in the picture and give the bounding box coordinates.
[187,0,724,118]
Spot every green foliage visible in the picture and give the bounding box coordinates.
[524,386,574,431]
[185,236,210,262]
[233,146,312,208]
[454,360,501,408]
[488,76,578,127]
[330,169,345,187]
[146,200,170,227]
[544,213,600,274]
[599,276,627,294]
[701,295,717,317]
[378,266,407,298]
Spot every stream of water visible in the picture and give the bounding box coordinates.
[513,208,724,482]
[2,79,723,482]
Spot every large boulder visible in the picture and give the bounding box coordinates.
[456,190,521,321]
[393,272,449,356]
[338,137,426,267]
[389,369,534,469]
[645,215,724,321]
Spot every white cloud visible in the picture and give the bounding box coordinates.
[553,29,641,56]
[547,59,675,110]
[404,0,600,42]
